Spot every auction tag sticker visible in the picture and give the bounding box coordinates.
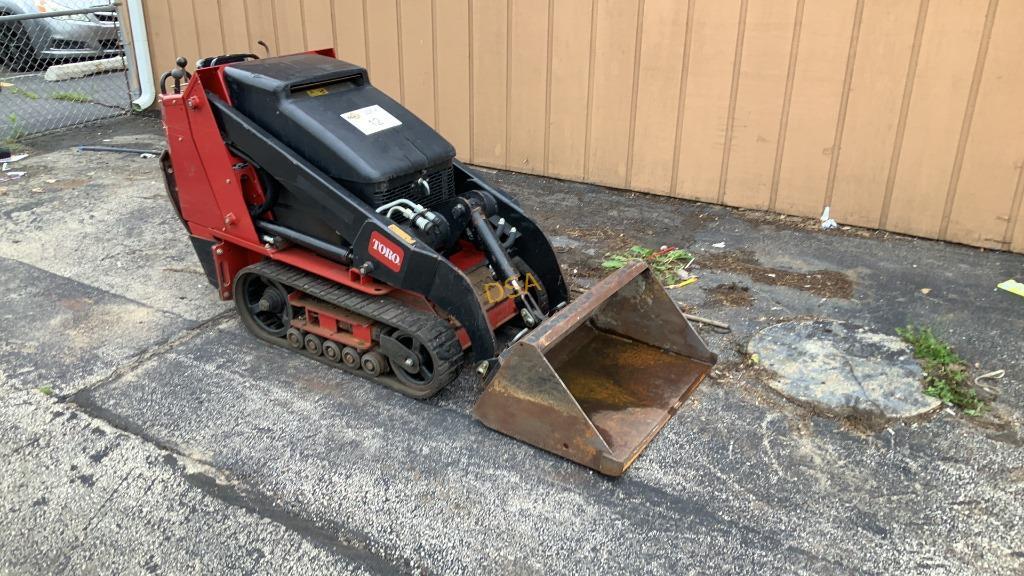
[341,105,402,135]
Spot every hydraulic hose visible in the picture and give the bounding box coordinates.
[469,207,519,282]
[250,169,279,217]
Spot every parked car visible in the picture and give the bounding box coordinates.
[0,0,121,72]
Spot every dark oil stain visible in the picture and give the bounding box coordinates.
[700,250,854,299]
[76,473,96,487]
[706,282,755,307]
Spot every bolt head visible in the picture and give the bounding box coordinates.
[215,248,224,255]
[520,308,537,327]
[476,361,490,376]
[404,358,415,368]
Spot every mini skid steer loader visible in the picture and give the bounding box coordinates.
[158,50,717,476]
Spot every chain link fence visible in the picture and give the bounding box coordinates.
[0,3,132,143]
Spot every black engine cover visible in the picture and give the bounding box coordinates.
[223,53,456,207]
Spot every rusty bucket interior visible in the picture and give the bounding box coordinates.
[473,261,717,476]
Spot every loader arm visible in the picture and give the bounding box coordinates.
[454,160,568,306]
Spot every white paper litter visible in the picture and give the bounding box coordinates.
[820,206,838,230]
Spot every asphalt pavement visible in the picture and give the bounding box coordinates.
[1,116,1022,575]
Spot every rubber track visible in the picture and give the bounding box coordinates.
[242,260,464,398]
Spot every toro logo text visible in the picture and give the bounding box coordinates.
[368,231,404,272]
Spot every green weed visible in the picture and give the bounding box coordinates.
[3,113,26,144]
[38,385,54,397]
[7,86,39,100]
[601,245,693,283]
[897,325,987,415]
[51,91,92,103]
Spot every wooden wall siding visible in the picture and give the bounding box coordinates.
[141,0,1024,253]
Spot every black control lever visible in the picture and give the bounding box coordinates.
[159,57,192,95]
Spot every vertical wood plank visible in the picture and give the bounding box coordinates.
[434,0,471,157]
[546,0,593,180]
[168,0,200,62]
[830,0,920,228]
[721,0,798,209]
[246,0,278,55]
[333,0,367,65]
[675,0,743,202]
[273,0,307,54]
[944,1,1024,249]
[218,0,251,53]
[629,0,688,194]
[507,0,549,174]
[303,0,336,50]
[398,0,436,124]
[884,0,988,238]
[143,0,176,88]
[365,0,402,100]
[585,0,640,187]
[470,0,508,167]
[774,0,857,217]
[193,0,225,57]
[1013,188,1024,252]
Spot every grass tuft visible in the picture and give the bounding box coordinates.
[602,245,693,283]
[7,86,39,100]
[897,325,987,415]
[51,91,92,103]
[3,113,26,144]
[38,385,54,397]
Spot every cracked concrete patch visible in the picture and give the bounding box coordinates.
[0,257,192,395]
[748,320,941,419]
[0,138,228,322]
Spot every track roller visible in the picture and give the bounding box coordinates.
[360,351,388,377]
[286,328,303,349]
[341,346,360,369]
[304,333,323,356]
[323,341,342,363]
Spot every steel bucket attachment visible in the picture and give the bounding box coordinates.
[473,261,717,476]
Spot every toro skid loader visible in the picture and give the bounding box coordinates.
[158,50,716,476]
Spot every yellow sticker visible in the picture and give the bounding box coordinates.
[306,87,328,97]
[388,224,416,245]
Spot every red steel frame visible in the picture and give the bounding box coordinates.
[160,48,519,350]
